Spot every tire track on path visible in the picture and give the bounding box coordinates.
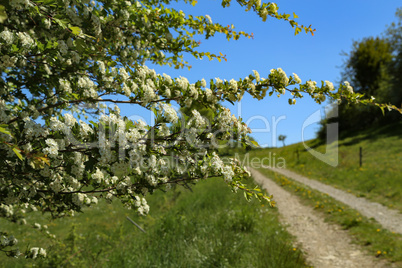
[249,168,393,268]
[263,166,402,234]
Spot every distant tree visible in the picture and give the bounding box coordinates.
[338,37,394,131]
[343,37,393,98]
[278,135,286,147]
[318,28,402,139]
[385,8,402,109]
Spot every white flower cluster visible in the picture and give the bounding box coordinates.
[344,81,354,94]
[216,108,232,133]
[0,29,14,45]
[24,118,49,139]
[271,68,289,87]
[43,138,59,157]
[1,235,18,247]
[0,55,18,68]
[216,108,250,139]
[17,32,35,48]
[162,104,178,123]
[29,247,47,259]
[142,82,157,104]
[10,0,30,9]
[79,120,94,137]
[222,165,234,182]
[59,79,72,93]
[229,79,238,91]
[134,196,150,215]
[205,88,214,102]
[191,110,206,128]
[91,168,104,184]
[201,78,207,87]
[211,152,224,173]
[292,73,302,84]
[205,15,213,24]
[306,80,317,93]
[63,113,76,127]
[0,204,14,217]
[77,76,98,98]
[325,80,335,91]
[253,70,260,82]
[72,193,95,207]
[177,76,190,90]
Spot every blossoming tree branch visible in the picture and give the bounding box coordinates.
[0,0,400,259]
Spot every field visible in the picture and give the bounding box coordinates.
[0,177,307,267]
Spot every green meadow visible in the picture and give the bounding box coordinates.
[0,177,307,267]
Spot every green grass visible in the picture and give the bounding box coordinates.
[248,121,402,212]
[0,177,308,267]
[253,166,402,266]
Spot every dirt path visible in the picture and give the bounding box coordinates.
[249,168,394,268]
[264,166,402,235]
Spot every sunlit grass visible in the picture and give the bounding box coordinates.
[0,177,308,267]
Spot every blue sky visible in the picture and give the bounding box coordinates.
[120,0,402,147]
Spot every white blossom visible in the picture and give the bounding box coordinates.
[292,73,302,84]
[325,80,334,91]
[43,138,59,157]
[344,81,354,94]
[162,104,178,123]
[17,32,34,48]
[0,29,14,45]
[205,14,212,24]
[306,80,317,93]
[253,70,260,82]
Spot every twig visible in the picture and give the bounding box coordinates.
[126,216,146,233]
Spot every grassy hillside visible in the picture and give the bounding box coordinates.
[0,177,307,267]
[248,121,402,212]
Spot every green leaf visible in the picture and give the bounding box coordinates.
[69,26,81,35]
[12,147,24,161]
[0,126,12,136]
[250,140,259,147]
[53,18,67,29]
[293,12,299,19]
[380,106,385,116]
[89,120,98,127]
[0,5,7,23]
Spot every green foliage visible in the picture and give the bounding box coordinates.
[345,37,393,98]
[318,11,402,136]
